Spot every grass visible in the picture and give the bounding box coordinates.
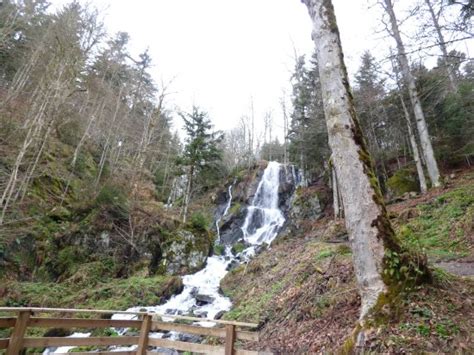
[1,274,183,311]
[396,182,474,261]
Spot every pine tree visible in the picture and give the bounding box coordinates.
[178,107,223,222]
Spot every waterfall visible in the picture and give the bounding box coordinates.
[53,162,290,353]
[241,161,285,245]
[215,182,234,241]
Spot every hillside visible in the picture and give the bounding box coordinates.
[221,169,474,353]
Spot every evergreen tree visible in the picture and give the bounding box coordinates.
[178,106,223,222]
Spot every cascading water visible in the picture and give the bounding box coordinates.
[215,182,234,241]
[116,163,287,326]
[241,161,285,246]
[47,162,289,353]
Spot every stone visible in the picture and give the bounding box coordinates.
[195,294,215,305]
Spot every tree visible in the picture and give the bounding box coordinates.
[301,0,429,327]
[178,107,223,222]
[382,0,442,187]
[423,0,458,91]
[289,53,329,181]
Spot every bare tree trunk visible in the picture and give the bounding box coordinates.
[302,0,418,321]
[0,88,52,225]
[281,96,289,165]
[331,163,341,219]
[383,0,441,187]
[399,93,428,193]
[424,0,458,92]
[182,165,194,223]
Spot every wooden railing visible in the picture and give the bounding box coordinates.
[0,307,267,355]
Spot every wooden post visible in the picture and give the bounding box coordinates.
[7,310,31,355]
[137,314,152,355]
[225,324,236,355]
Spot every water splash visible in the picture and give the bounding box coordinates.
[215,181,234,241]
[241,161,285,245]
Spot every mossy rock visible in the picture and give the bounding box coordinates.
[231,242,246,255]
[162,229,210,275]
[387,168,420,196]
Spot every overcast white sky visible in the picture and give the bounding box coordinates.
[49,0,472,139]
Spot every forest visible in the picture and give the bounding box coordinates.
[0,0,473,353]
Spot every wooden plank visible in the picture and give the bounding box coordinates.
[0,338,9,349]
[225,324,235,355]
[152,314,258,328]
[0,308,258,328]
[148,337,225,354]
[151,321,259,342]
[0,318,16,328]
[0,307,146,316]
[29,317,142,329]
[147,349,263,355]
[137,314,152,355]
[54,352,135,355]
[6,310,30,355]
[152,320,225,337]
[234,351,262,355]
[236,330,259,342]
[23,336,139,348]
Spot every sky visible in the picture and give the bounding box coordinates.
[49,0,472,139]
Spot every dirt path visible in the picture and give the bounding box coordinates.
[436,261,474,277]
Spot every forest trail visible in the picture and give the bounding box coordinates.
[436,260,474,277]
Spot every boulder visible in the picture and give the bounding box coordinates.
[195,294,215,305]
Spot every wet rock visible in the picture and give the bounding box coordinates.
[195,294,215,305]
[178,333,202,343]
[214,310,226,319]
[226,259,240,271]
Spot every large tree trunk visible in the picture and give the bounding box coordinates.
[302,0,409,320]
[383,0,441,187]
[424,0,458,92]
[399,93,428,194]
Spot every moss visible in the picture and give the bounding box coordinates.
[1,274,183,311]
[387,168,419,196]
[231,242,246,255]
[189,212,210,232]
[396,183,474,261]
[95,184,129,220]
[213,244,225,256]
[229,202,241,216]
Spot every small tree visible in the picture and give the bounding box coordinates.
[178,106,223,222]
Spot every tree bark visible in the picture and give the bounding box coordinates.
[399,93,428,194]
[383,0,442,187]
[424,0,458,92]
[302,0,405,319]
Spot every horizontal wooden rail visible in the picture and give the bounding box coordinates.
[151,320,259,341]
[29,317,142,329]
[23,335,139,347]
[0,307,264,355]
[0,318,16,328]
[0,338,9,349]
[152,313,258,328]
[0,307,147,316]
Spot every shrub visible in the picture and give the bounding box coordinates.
[387,168,419,196]
[189,212,210,231]
[95,184,129,220]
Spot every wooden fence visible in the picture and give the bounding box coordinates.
[0,307,267,355]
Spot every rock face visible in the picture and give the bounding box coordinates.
[161,230,209,275]
[214,162,300,247]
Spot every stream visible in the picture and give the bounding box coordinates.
[46,161,287,353]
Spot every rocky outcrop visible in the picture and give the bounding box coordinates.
[161,230,209,275]
[214,162,301,247]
